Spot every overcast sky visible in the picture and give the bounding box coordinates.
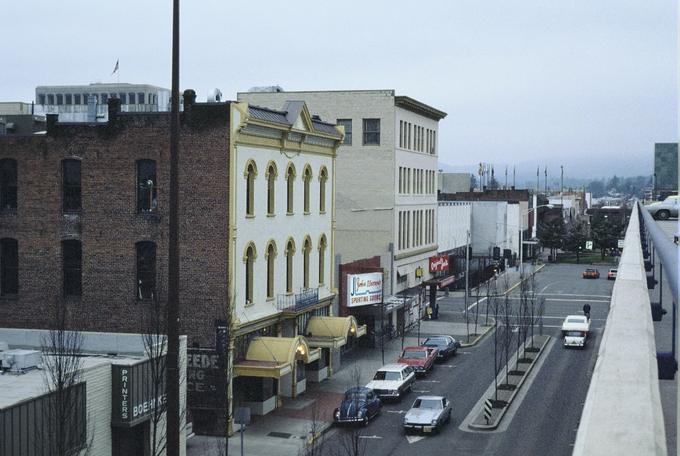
[3,0,677,179]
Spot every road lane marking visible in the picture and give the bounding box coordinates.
[418,380,441,383]
[406,435,427,444]
[387,410,406,414]
[413,390,430,393]
[358,435,383,439]
[546,298,609,303]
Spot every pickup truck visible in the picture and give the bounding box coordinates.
[561,315,590,348]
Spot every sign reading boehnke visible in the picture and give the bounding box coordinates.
[347,272,383,307]
[112,359,167,427]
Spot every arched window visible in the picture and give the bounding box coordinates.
[319,167,328,213]
[285,238,295,293]
[286,164,296,214]
[318,234,327,286]
[0,159,17,211]
[245,161,257,216]
[0,238,18,295]
[266,163,277,216]
[302,236,312,289]
[303,165,312,214]
[244,242,256,304]
[266,241,277,298]
[136,241,156,300]
[63,240,82,297]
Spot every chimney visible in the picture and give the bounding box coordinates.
[108,97,121,123]
[183,89,196,109]
[46,114,58,134]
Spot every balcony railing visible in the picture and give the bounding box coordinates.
[277,288,319,312]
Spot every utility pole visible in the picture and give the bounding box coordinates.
[465,230,470,305]
[167,0,181,454]
[513,166,516,189]
[560,165,564,207]
[544,166,547,194]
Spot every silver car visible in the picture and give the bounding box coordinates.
[645,196,679,220]
[403,395,452,433]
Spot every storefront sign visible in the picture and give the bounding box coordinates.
[112,359,167,427]
[429,255,449,272]
[438,275,456,288]
[187,349,226,410]
[347,272,383,307]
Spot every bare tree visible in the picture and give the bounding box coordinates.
[40,302,92,456]
[303,403,328,456]
[329,363,368,456]
[142,299,169,456]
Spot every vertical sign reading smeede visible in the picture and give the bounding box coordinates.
[347,272,383,307]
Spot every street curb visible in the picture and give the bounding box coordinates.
[460,319,496,348]
[468,335,552,431]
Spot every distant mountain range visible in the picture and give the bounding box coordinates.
[438,155,653,189]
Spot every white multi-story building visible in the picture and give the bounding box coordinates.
[35,83,170,122]
[238,90,447,327]
[228,101,366,420]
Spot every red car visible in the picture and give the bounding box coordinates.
[397,346,438,376]
[582,268,600,279]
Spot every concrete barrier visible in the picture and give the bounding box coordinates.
[573,204,667,456]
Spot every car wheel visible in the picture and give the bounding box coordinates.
[657,210,670,220]
[363,416,369,427]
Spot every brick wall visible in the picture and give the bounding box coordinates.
[0,101,230,347]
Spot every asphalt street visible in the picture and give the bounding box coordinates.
[322,263,614,456]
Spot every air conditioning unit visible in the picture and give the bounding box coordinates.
[0,349,41,371]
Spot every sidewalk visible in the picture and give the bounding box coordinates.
[187,263,542,456]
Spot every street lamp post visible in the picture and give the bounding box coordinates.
[519,204,554,273]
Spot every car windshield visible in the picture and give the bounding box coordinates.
[565,331,585,337]
[424,338,446,346]
[566,317,585,324]
[401,350,427,359]
[413,399,442,409]
[610,269,617,273]
[373,371,401,381]
[344,391,368,401]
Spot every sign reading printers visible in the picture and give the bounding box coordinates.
[347,272,383,307]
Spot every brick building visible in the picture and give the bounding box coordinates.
[0,93,229,346]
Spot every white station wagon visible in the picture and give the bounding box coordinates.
[365,364,415,400]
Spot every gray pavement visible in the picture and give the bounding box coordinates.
[651,219,677,455]
[187,265,529,456]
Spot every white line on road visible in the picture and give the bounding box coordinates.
[418,380,441,383]
[358,435,383,440]
[413,390,430,393]
[406,435,427,444]
[537,293,612,298]
[387,410,406,414]
[503,297,609,303]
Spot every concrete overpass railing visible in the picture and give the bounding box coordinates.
[573,203,667,456]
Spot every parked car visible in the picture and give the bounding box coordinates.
[422,335,461,360]
[582,268,600,279]
[333,386,381,426]
[645,195,679,220]
[607,268,617,280]
[365,364,416,400]
[397,346,438,375]
[403,395,452,434]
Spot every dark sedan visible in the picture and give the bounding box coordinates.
[423,335,461,360]
[333,387,381,425]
